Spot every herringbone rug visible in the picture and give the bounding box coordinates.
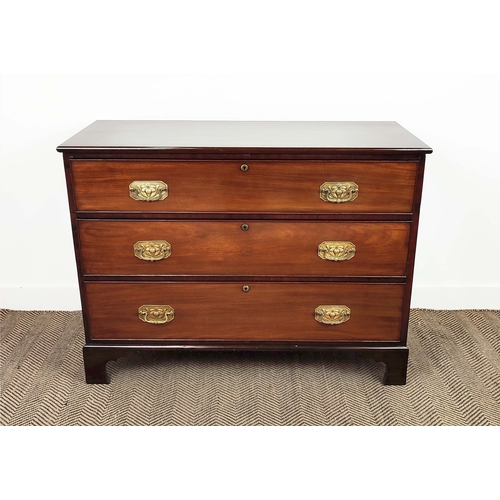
[1,308,499,426]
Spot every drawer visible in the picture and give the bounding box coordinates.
[84,282,405,341]
[79,220,410,276]
[71,160,417,213]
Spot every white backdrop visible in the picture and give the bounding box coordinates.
[1,2,499,493]
[1,1,499,311]
[1,74,499,310]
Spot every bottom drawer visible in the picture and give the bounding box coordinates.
[85,282,405,342]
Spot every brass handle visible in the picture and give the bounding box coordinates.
[320,182,359,203]
[134,240,171,261]
[129,181,168,202]
[315,305,350,325]
[138,305,174,324]
[318,241,356,261]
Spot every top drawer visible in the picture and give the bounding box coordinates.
[71,160,418,213]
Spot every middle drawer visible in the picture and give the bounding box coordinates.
[78,220,410,276]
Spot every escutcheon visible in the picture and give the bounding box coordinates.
[134,240,171,261]
[318,241,356,261]
[129,181,168,202]
[319,182,359,203]
[138,305,174,324]
[315,305,351,325]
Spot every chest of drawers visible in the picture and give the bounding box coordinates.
[58,121,431,385]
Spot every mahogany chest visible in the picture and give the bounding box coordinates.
[58,121,432,384]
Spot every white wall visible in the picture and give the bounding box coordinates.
[1,2,499,310]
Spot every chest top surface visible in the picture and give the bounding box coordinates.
[57,120,432,154]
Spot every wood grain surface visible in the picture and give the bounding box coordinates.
[71,160,417,213]
[57,120,432,152]
[84,282,405,341]
[78,220,411,277]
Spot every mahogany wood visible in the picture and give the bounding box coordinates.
[58,120,431,385]
[71,160,418,213]
[82,344,409,385]
[84,282,405,342]
[399,156,427,344]
[85,275,406,283]
[63,155,92,343]
[69,151,424,161]
[78,220,410,277]
[57,120,432,153]
[75,212,414,221]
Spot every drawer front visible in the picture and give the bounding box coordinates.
[79,220,410,276]
[72,160,417,213]
[85,282,405,341]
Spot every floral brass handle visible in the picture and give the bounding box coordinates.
[314,305,351,325]
[129,181,168,202]
[134,240,171,261]
[138,305,174,324]
[318,241,356,261]
[319,182,358,203]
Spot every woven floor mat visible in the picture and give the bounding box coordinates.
[1,308,499,425]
